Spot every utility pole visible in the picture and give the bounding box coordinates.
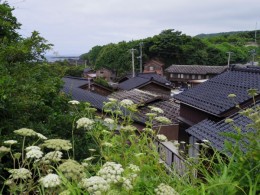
[249,49,256,65]
[130,48,137,77]
[226,52,233,68]
[255,22,258,44]
[139,42,143,73]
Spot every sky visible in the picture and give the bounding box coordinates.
[6,0,260,56]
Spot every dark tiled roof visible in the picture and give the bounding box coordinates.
[186,102,259,152]
[108,89,162,105]
[62,77,107,110]
[174,67,260,115]
[62,76,89,88]
[136,99,180,125]
[118,73,171,90]
[165,65,228,74]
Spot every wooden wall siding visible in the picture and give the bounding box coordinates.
[179,104,213,125]
[155,124,179,140]
[90,85,113,96]
[96,69,113,81]
[140,83,171,96]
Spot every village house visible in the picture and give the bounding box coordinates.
[83,68,96,79]
[172,65,260,157]
[96,67,116,81]
[143,59,164,75]
[165,65,228,88]
[118,73,172,96]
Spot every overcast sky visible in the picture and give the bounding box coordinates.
[6,0,260,56]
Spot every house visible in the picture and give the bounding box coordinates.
[96,67,116,81]
[165,65,228,88]
[62,77,108,111]
[108,89,180,140]
[143,59,164,75]
[173,66,260,156]
[81,82,114,96]
[83,68,96,79]
[118,73,172,96]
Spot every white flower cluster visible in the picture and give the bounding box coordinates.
[36,133,47,140]
[39,173,61,188]
[9,168,32,180]
[97,162,124,184]
[149,106,164,114]
[76,117,94,129]
[122,177,133,190]
[42,139,72,151]
[155,183,179,195]
[80,176,109,195]
[102,142,113,147]
[120,99,134,107]
[26,146,43,159]
[104,118,114,124]
[68,100,80,105]
[128,164,140,173]
[4,140,17,145]
[43,151,63,162]
[146,113,157,117]
[143,128,153,134]
[121,125,136,132]
[156,134,168,142]
[155,116,171,124]
[0,146,10,153]
[14,128,37,137]
[108,98,117,102]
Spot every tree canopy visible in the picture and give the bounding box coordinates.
[81,29,259,76]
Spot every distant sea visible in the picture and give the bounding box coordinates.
[45,55,80,62]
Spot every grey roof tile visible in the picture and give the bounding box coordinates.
[174,67,260,115]
[165,65,228,74]
[186,102,259,152]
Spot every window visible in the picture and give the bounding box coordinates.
[180,74,184,78]
[170,74,173,78]
[178,74,181,78]
[198,75,202,79]
[192,75,196,79]
[186,74,189,79]
[149,66,154,71]
[206,75,210,79]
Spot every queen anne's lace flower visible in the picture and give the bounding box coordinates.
[36,133,47,140]
[26,146,41,151]
[143,128,153,133]
[108,98,117,102]
[26,148,43,159]
[128,164,140,173]
[122,177,133,190]
[156,134,168,142]
[76,117,94,129]
[42,139,72,151]
[43,151,63,162]
[80,176,110,194]
[58,160,86,181]
[4,140,17,145]
[39,173,61,188]
[145,113,157,117]
[0,146,10,153]
[14,128,37,137]
[155,116,171,124]
[149,106,164,114]
[155,183,179,195]
[102,142,113,147]
[68,100,80,105]
[97,162,124,184]
[121,125,136,132]
[120,99,134,106]
[84,156,95,161]
[104,118,114,124]
[9,168,32,180]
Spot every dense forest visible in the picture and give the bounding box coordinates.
[80,29,260,77]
